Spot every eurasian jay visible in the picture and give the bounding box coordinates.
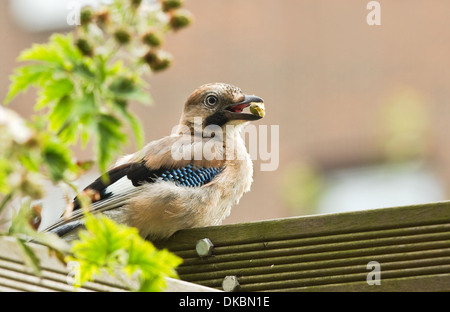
[45,83,265,241]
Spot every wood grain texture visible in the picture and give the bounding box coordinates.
[154,201,450,291]
[0,236,217,292]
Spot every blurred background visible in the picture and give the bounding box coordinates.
[2,0,450,228]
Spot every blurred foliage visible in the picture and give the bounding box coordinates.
[0,107,80,217]
[1,0,191,291]
[5,0,192,174]
[7,198,71,276]
[279,162,324,215]
[379,87,431,162]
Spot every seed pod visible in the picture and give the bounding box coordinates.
[143,50,172,72]
[75,38,94,57]
[95,9,110,29]
[109,76,136,93]
[142,31,163,47]
[161,0,184,12]
[130,0,142,8]
[114,29,131,45]
[80,6,94,26]
[169,9,193,30]
[250,102,265,118]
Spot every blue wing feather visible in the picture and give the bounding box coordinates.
[155,164,224,187]
[73,162,224,210]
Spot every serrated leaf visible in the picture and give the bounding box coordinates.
[48,96,74,133]
[18,43,63,64]
[19,33,81,65]
[66,213,182,291]
[51,33,81,61]
[73,62,95,79]
[58,121,79,145]
[73,92,97,117]
[42,139,74,182]
[115,89,153,105]
[96,114,127,173]
[125,111,144,148]
[107,60,125,76]
[4,65,53,104]
[108,76,136,94]
[5,34,79,105]
[37,78,74,111]
[111,99,145,148]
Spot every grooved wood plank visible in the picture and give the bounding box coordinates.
[0,236,218,292]
[154,201,450,291]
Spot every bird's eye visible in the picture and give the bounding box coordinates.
[205,95,218,107]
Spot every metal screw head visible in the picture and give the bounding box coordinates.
[196,238,214,257]
[222,275,240,292]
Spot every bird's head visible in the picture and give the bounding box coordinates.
[179,83,264,132]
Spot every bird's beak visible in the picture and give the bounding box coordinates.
[224,95,265,121]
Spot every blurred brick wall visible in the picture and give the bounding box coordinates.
[2,0,450,224]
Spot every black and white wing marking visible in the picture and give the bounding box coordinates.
[151,164,225,187]
[46,161,224,237]
[73,162,225,209]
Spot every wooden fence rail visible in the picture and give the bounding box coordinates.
[155,201,450,291]
[1,201,450,291]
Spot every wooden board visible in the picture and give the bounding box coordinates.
[2,201,449,292]
[154,201,450,291]
[0,236,218,292]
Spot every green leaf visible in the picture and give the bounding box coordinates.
[4,34,79,106]
[42,138,74,182]
[58,92,97,145]
[108,76,136,94]
[72,62,95,79]
[66,213,182,291]
[18,33,81,65]
[51,33,82,61]
[48,96,74,133]
[119,89,153,104]
[125,111,145,148]
[0,159,13,194]
[96,114,127,173]
[106,60,125,76]
[111,99,145,148]
[18,42,63,64]
[36,78,74,111]
[4,65,53,104]
[73,91,97,118]
[58,121,79,145]
[108,74,152,105]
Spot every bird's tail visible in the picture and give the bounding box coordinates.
[43,188,140,238]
